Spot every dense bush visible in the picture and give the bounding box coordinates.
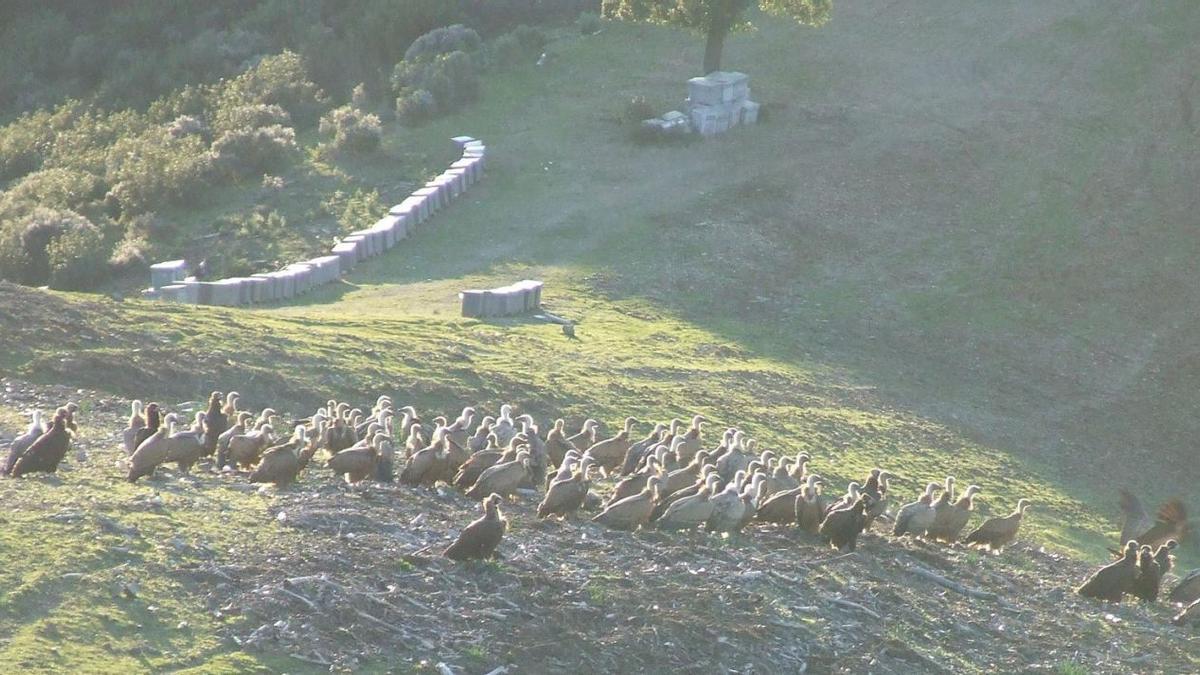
[394,89,437,125]
[47,221,109,290]
[392,50,479,122]
[2,168,105,213]
[491,25,548,69]
[210,124,300,180]
[319,106,382,154]
[0,207,98,286]
[217,51,327,127]
[403,24,483,63]
[577,12,603,35]
[106,131,214,215]
[212,103,291,136]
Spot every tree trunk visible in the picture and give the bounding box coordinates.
[703,1,732,74]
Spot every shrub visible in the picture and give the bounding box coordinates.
[403,24,482,63]
[219,51,326,127]
[108,230,152,274]
[392,50,479,117]
[0,108,56,182]
[1,168,105,212]
[167,115,208,139]
[106,131,214,215]
[4,207,95,285]
[47,222,110,290]
[395,89,436,126]
[212,103,290,135]
[210,124,299,180]
[319,105,382,154]
[351,83,369,110]
[490,26,546,70]
[577,12,602,35]
[321,188,384,235]
[511,25,548,53]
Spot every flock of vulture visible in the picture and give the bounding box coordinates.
[4,392,1199,626]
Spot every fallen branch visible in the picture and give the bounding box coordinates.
[276,586,319,611]
[907,564,999,601]
[831,597,881,620]
[289,652,331,666]
[352,608,435,650]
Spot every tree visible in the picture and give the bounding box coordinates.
[602,0,831,74]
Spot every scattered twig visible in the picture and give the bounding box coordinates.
[288,652,331,666]
[831,598,882,620]
[907,564,999,601]
[276,586,319,611]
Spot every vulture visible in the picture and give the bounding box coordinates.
[963,498,1031,552]
[755,478,806,525]
[620,422,665,476]
[586,417,638,473]
[297,419,325,472]
[375,432,396,483]
[62,403,79,432]
[401,438,449,487]
[491,404,517,447]
[672,415,707,465]
[250,431,306,488]
[327,430,377,484]
[794,476,825,535]
[657,473,720,531]
[593,476,663,531]
[122,402,144,455]
[131,403,161,451]
[327,415,358,455]
[202,391,228,459]
[227,425,275,470]
[1077,540,1138,603]
[10,410,71,477]
[1116,490,1188,552]
[893,482,941,537]
[453,446,505,489]
[468,415,496,452]
[661,450,713,498]
[216,412,252,465]
[861,469,893,529]
[3,410,46,475]
[128,413,176,482]
[443,494,507,561]
[1154,539,1177,575]
[706,482,747,534]
[607,455,662,505]
[544,418,576,469]
[164,412,207,473]
[928,484,981,543]
[565,419,599,458]
[465,450,530,500]
[736,473,767,532]
[1130,545,1162,602]
[1169,568,1200,606]
[820,494,871,552]
[444,406,476,450]
[825,481,863,516]
[537,456,594,520]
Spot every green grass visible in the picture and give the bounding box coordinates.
[4,2,1200,670]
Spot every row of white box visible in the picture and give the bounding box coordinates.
[460,279,543,318]
[147,137,487,306]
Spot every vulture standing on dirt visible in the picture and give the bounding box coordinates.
[122,402,144,455]
[820,494,871,552]
[227,424,275,470]
[466,450,530,500]
[1077,540,1139,603]
[444,494,507,561]
[164,411,207,473]
[1170,568,1200,606]
[1130,544,1162,602]
[468,415,496,453]
[128,413,177,482]
[620,422,666,476]
[672,415,706,465]
[491,405,517,447]
[10,409,71,477]
[544,418,575,469]
[593,475,663,531]
[538,456,594,520]
[216,412,252,464]
[327,429,377,484]
[401,437,449,487]
[892,482,941,537]
[203,391,228,461]
[962,498,1031,552]
[3,410,45,475]
[565,419,599,461]
[250,429,307,488]
[657,473,720,531]
[706,481,748,534]
[587,417,638,473]
[929,484,982,543]
[1116,489,1188,551]
[131,402,161,452]
[862,469,892,530]
[794,475,826,535]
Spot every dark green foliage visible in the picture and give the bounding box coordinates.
[392,50,480,120]
[47,221,110,290]
[578,12,603,35]
[394,89,437,126]
[0,207,98,286]
[318,106,383,154]
[217,51,327,127]
[403,24,483,63]
[210,125,299,180]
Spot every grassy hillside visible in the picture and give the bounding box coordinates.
[2,0,1199,671]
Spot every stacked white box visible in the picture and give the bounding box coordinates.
[150,260,189,289]
[252,273,278,301]
[686,71,758,137]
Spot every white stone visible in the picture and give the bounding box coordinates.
[331,242,359,270]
